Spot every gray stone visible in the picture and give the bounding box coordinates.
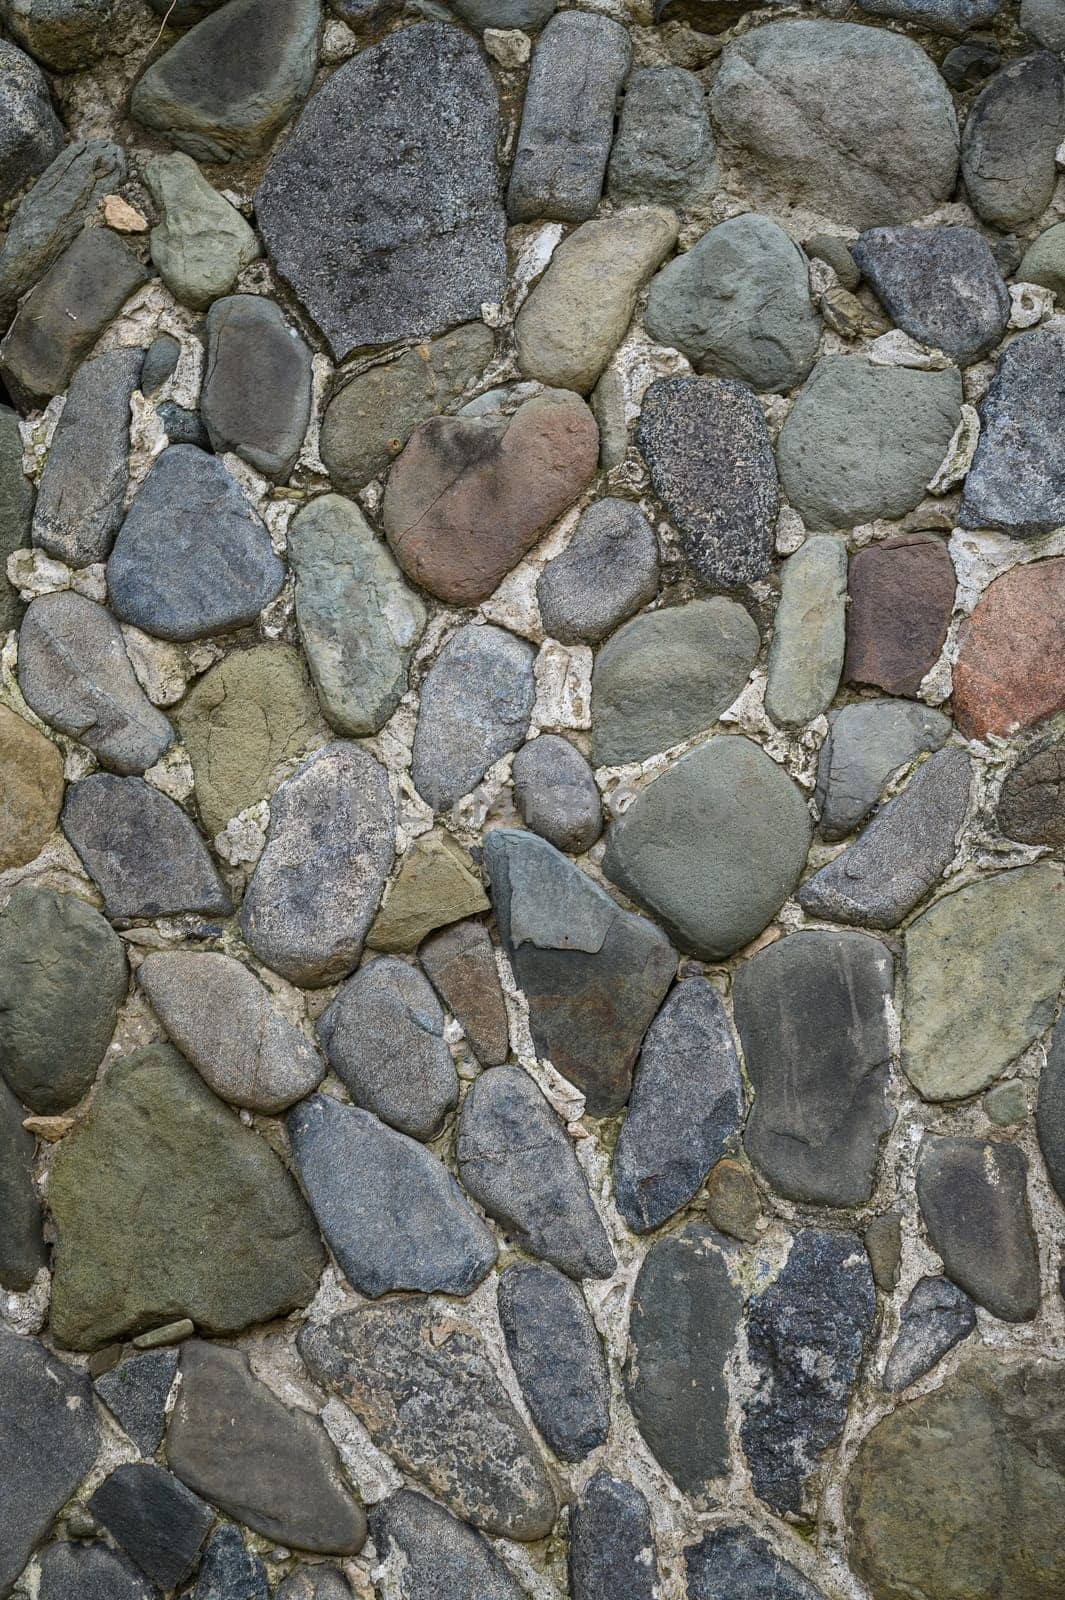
[257,23,505,360]
[805,233,860,290]
[613,977,743,1234]
[856,0,999,33]
[1023,0,1065,49]
[961,53,1065,230]
[1019,222,1065,301]
[0,0,119,69]
[0,404,31,634]
[625,1224,741,1496]
[88,1464,213,1591]
[777,358,963,531]
[241,742,394,987]
[817,699,951,840]
[484,828,676,1114]
[145,153,260,311]
[157,401,209,448]
[34,1542,155,1600]
[709,22,959,230]
[369,1491,527,1600]
[457,1064,615,1278]
[607,66,717,210]
[508,11,630,223]
[450,0,554,24]
[497,1262,609,1462]
[645,215,819,394]
[299,1298,557,1540]
[412,624,536,812]
[288,494,425,738]
[95,1349,179,1457]
[131,0,320,163]
[764,536,847,728]
[570,1474,658,1600]
[512,736,602,854]
[864,1214,903,1292]
[603,735,812,961]
[0,1332,100,1599]
[735,931,894,1207]
[108,446,284,643]
[536,498,659,646]
[0,883,127,1114]
[190,1526,268,1600]
[741,1229,875,1514]
[0,138,126,324]
[960,330,1065,537]
[141,333,180,396]
[0,39,62,205]
[917,1136,1041,1321]
[985,1078,1028,1126]
[138,950,324,1113]
[686,1528,827,1600]
[418,919,510,1067]
[201,295,312,481]
[801,747,969,928]
[852,226,1009,365]
[636,375,778,588]
[1038,1013,1065,1203]
[275,1570,353,1600]
[0,1074,44,1289]
[884,1276,977,1392]
[591,598,759,767]
[317,957,457,1140]
[942,40,1002,88]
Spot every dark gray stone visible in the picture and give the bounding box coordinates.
[88,1464,213,1592]
[741,1229,875,1515]
[157,401,210,448]
[418,918,510,1067]
[512,736,601,854]
[686,1527,827,1600]
[107,446,284,642]
[0,39,62,205]
[141,333,181,395]
[625,1223,741,1496]
[1037,1012,1065,1203]
[961,53,1065,229]
[960,329,1065,537]
[61,774,232,922]
[816,699,952,841]
[852,225,1009,365]
[451,0,555,25]
[484,828,675,1115]
[257,22,505,360]
[1023,0,1065,48]
[507,11,630,223]
[275,1569,353,1600]
[883,1276,977,1392]
[35,1542,155,1600]
[536,498,659,646]
[369,1490,528,1600]
[457,1063,615,1278]
[190,1525,268,1600]
[0,404,31,633]
[570,1474,658,1600]
[412,624,536,812]
[0,1074,44,1289]
[636,375,778,588]
[0,0,119,70]
[201,295,312,482]
[613,977,743,1234]
[497,1262,609,1462]
[607,66,717,210]
[942,40,1001,88]
[856,0,999,34]
[0,138,126,323]
[94,1349,179,1457]
[916,1136,1041,1322]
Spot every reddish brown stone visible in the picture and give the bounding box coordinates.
[381,388,599,606]
[953,557,1065,740]
[844,533,955,697]
[418,919,509,1067]
[0,704,64,870]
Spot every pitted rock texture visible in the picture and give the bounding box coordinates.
[497,1262,610,1462]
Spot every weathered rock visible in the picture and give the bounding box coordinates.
[817,699,952,840]
[0,39,62,204]
[156,400,209,448]
[986,1078,1028,1126]
[686,1528,827,1600]
[61,775,231,921]
[777,358,963,531]
[603,735,812,961]
[705,1158,761,1242]
[536,498,659,645]
[844,533,955,697]
[140,333,181,396]
[613,977,743,1234]
[0,1075,44,1289]
[368,832,487,953]
[0,138,125,322]
[275,1569,353,1600]
[942,39,1002,87]
[0,0,120,69]
[709,22,959,230]
[383,389,598,607]
[508,11,631,223]
[865,1215,903,1293]
[805,233,860,289]
[960,332,1065,538]
[34,1541,155,1600]
[607,65,717,209]
[625,1224,741,1496]
[88,1464,213,1591]
[512,736,602,854]
[570,1474,658,1600]
[497,1262,609,1462]
[108,446,284,642]
[457,1063,615,1277]
[412,625,535,811]
[370,1490,528,1600]
[953,558,1065,739]
[591,598,759,766]
[1023,0,1065,45]
[451,0,554,22]
[144,152,260,310]
[0,883,126,1114]
[256,23,505,359]
[95,1349,179,1457]
[201,294,312,481]
[1018,221,1065,299]
[419,919,509,1066]
[852,226,1009,365]
[241,742,395,986]
[0,702,62,870]
[299,1299,557,1540]
[884,1276,976,1392]
[765,536,847,728]
[856,0,999,31]
[902,863,1065,1100]
[288,494,425,738]
[741,1229,875,1514]
[916,1136,1040,1321]
[1038,1014,1065,1203]
[190,1526,268,1600]
[961,53,1065,229]
[0,404,32,634]
[48,1043,325,1349]
[484,827,675,1114]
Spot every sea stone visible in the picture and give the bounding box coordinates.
[960,331,1065,538]
[34,1541,155,1600]
[536,498,659,645]
[369,1491,528,1600]
[844,533,955,696]
[367,832,488,953]
[0,38,62,204]
[764,536,847,728]
[0,404,32,633]
[686,1528,827,1600]
[484,827,675,1114]
[570,1474,659,1600]
[0,702,63,870]
[383,389,598,607]
[953,558,1065,739]
[0,138,125,322]
[201,294,312,481]
[1000,740,1065,847]
[95,1348,179,1457]
[511,736,602,854]
[602,735,812,961]
[240,742,395,986]
[916,1136,1041,1321]
[883,1276,977,1392]
[852,225,1009,364]
[145,152,260,310]
[88,1464,213,1591]
[497,1262,610,1461]
[0,1075,44,1289]
[48,1043,325,1350]
[961,53,1065,229]
[817,699,951,840]
[419,919,509,1067]
[1038,1012,1065,1202]
[256,22,505,359]
[411,625,535,811]
[607,65,717,209]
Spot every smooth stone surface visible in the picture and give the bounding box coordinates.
[0,884,127,1114]
[411,624,536,811]
[637,375,778,588]
[570,1474,658,1600]
[202,294,312,480]
[34,1541,155,1600]
[507,11,631,223]
[0,702,63,870]
[168,1340,365,1552]
[0,1075,44,1289]
[1018,220,1065,299]
[484,827,675,1114]
[256,22,505,359]
[240,742,395,987]
[497,1262,609,1462]
[705,1158,761,1243]
[645,214,819,394]
[367,831,488,953]
[764,536,847,728]
[961,53,1065,229]
[512,736,602,854]
[18,592,173,775]
[370,1490,528,1600]
[985,1078,1028,1126]
[602,735,812,961]
[88,1464,213,1591]
[139,950,323,1113]
[591,598,759,766]
[317,957,457,1139]
[625,1223,742,1496]
[299,1299,557,1540]
[852,226,1009,364]
[95,1349,179,1457]
[536,497,659,646]
[288,493,425,738]
[916,1136,1040,1321]
[48,1043,325,1350]
[0,138,126,323]
[805,233,860,290]
[686,1528,827,1600]
[817,699,951,840]
[0,404,32,633]
[902,863,1065,1101]
[61,775,232,922]
[741,1229,875,1514]
[607,65,717,209]
[0,39,62,204]
[419,919,510,1067]
[884,1276,977,1392]
[145,152,260,310]
[190,1526,268,1600]
[108,446,284,643]
[960,331,1065,538]
[457,1063,615,1278]
[844,533,955,697]
[613,977,743,1234]
[777,357,963,531]
[952,557,1065,739]
[1038,1014,1065,1202]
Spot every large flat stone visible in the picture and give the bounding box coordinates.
[764,535,847,728]
[952,557,1065,739]
[0,38,62,205]
[145,152,260,311]
[88,1464,213,1592]
[497,1262,610,1462]
[686,1528,827,1600]
[0,138,125,324]
[852,225,1009,364]
[961,53,1065,228]
[369,1491,527,1600]
[960,331,1065,537]
[201,295,312,481]
[883,1275,976,1392]
[916,1136,1040,1321]
[536,497,659,646]
[607,64,717,209]
[569,1474,659,1600]
[366,831,488,953]
[0,1075,44,1289]
[816,699,951,840]
[844,533,955,697]
[418,919,510,1067]
[33,1541,155,1600]
[411,625,536,812]
[0,703,63,870]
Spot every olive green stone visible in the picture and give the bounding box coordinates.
[367,831,488,953]
[984,1079,1028,1126]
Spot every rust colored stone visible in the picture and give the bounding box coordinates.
[953,557,1065,740]
[844,533,955,696]
[0,704,64,871]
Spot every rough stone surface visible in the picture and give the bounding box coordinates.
[705,1158,761,1242]
[275,1570,353,1600]
[961,53,1065,229]
[852,225,1009,363]
[960,332,1065,538]
[411,624,536,811]
[202,294,312,481]
[569,1473,659,1600]
[817,699,951,840]
[953,558,1065,739]
[607,65,717,209]
[0,702,63,870]
[0,0,124,67]
[33,1541,155,1600]
[536,497,659,646]
[95,1349,179,1457]
[686,1528,827,1600]
[883,1275,977,1392]
[497,1262,609,1462]
[145,152,260,310]
[1038,1014,1065,1203]
[369,1490,528,1600]
[0,404,32,634]
[88,1463,213,1591]
[190,1526,268,1600]
[1018,220,1065,299]
[844,533,955,697]
[512,736,602,854]
[1023,0,1065,45]
[367,831,488,953]
[868,1219,908,1293]
[0,1074,44,1289]
[0,39,62,205]
[856,0,999,30]
[764,536,847,727]
[0,138,126,322]
[916,1136,1041,1321]
[419,919,509,1067]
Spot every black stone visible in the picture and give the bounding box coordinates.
[942,42,1001,88]
[916,1136,1041,1321]
[35,1541,155,1600]
[94,1349,179,1457]
[275,1570,353,1600]
[88,1463,214,1591]
[960,329,1065,537]
[685,1526,827,1600]
[883,1276,977,1392]
[369,1490,528,1600]
[0,1074,45,1290]
[1037,1012,1065,1203]
[852,226,1008,365]
[569,1473,658,1600]
[497,1262,609,1462]
[158,400,210,449]
[191,1525,268,1600]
